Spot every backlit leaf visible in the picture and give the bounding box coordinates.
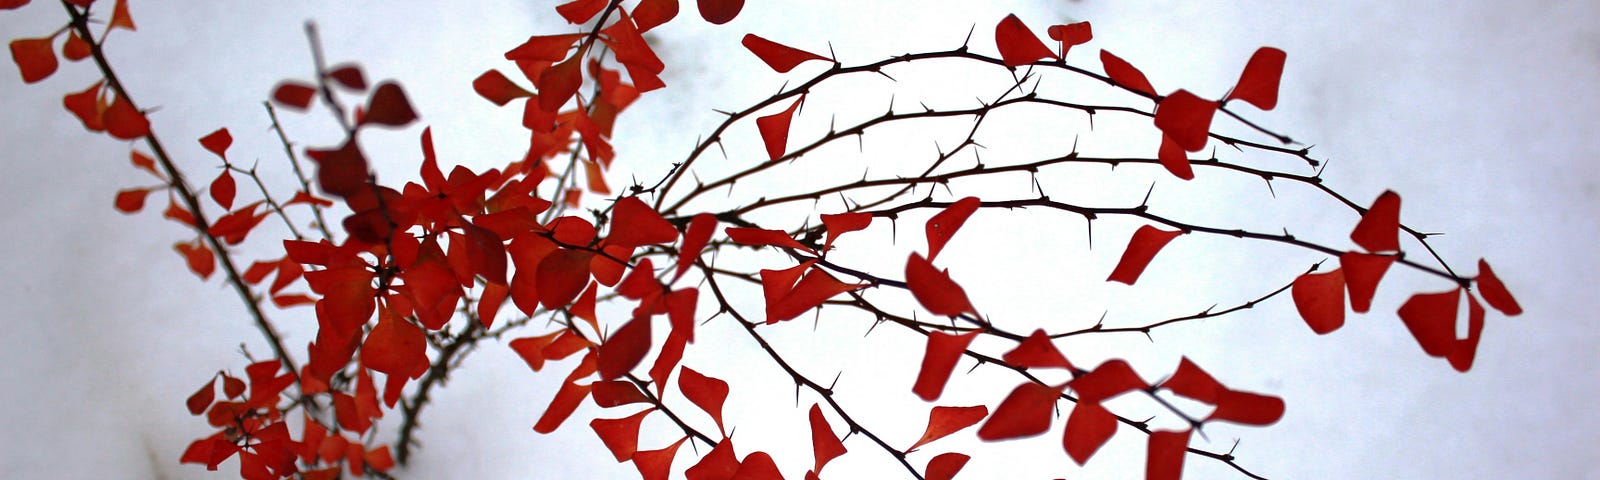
[676,213,718,279]
[362,82,418,127]
[808,404,847,474]
[104,95,150,140]
[1106,225,1183,285]
[1146,429,1190,480]
[62,30,90,61]
[505,34,582,63]
[742,34,829,73]
[665,288,697,342]
[727,227,814,254]
[976,382,1062,440]
[633,0,678,32]
[819,212,871,253]
[210,170,236,210]
[187,377,215,415]
[327,64,366,91]
[63,81,105,132]
[1340,252,1395,313]
[175,240,215,279]
[926,196,979,262]
[924,452,970,480]
[1160,357,1222,404]
[679,366,730,434]
[1226,47,1286,110]
[1153,89,1218,152]
[994,14,1057,67]
[199,128,232,160]
[730,451,782,480]
[648,331,687,397]
[756,96,803,161]
[1398,288,1461,357]
[115,188,151,213]
[686,437,739,480]
[592,380,649,408]
[697,0,742,24]
[912,329,980,401]
[1291,268,1346,335]
[555,0,605,24]
[1350,190,1401,253]
[908,405,987,452]
[1046,21,1092,57]
[1474,259,1522,316]
[1206,389,1285,426]
[533,379,592,433]
[769,269,865,323]
[536,249,592,309]
[1157,134,1193,180]
[108,0,135,31]
[1099,50,1155,97]
[271,82,316,110]
[1448,295,1486,372]
[1063,400,1116,465]
[304,139,369,198]
[360,313,425,376]
[597,315,652,380]
[472,70,530,106]
[761,261,814,324]
[1002,329,1072,370]
[610,196,679,248]
[0,1,30,10]
[538,52,584,112]
[1069,359,1146,403]
[905,253,978,318]
[9,37,57,83]
[591,409,653,461]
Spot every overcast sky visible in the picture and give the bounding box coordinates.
[1,1,1596,479]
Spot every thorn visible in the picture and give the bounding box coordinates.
[1140,182,1156,207]
[962,24,976,48]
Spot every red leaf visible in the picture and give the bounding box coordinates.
[187,377,215,415]
[271,82,317,110]
[994,14,1057,67]
[1351,190,1401,253]
[108,0,135,31]
[537,249,592,309]
[908,405,987,452]
[362,81,418,127]
[730,452,783,480]
[538,52,584,112]
[103,95,150,140]
[1474,259,1522,316]
[591,409,653,462]
[926,197,980,262]
[1063,400,1116,465]
[555,0,606,24]
[175,240,215,279]
[199,127,232,160]
[505,34,582,63]
[634,0,679,32]
[9,37,57,83]
[1002,329,1072,370]
[114,188,151,213]
[327,64,366,91]
[0,1,31,11]
[1046,21,1093,56]
[617,257,664,300]
[472,70,530,106]
[679,367,730,434]
[61,30,90,61]
[210,170,236,210]
[905,253,978,318]
[696,0,742,24]
[1448,295,1487,372]
[1146,429,1190,480]
[633,437,687,480]
[1206,389,1285,426]
[676,213,718,279]
[222,374,245,399]
[665,288,698,341]
[592,380,650,408]
[366,446,395,473]
[1226,47,1286,110]
[757,96,803,161]
[63,80,105,132]
[1106,225,1183,285]
[808,404,847,474]
[1160,357,1222,404]
[727,227,814,253]
[598,315,652,380]
[509,331,560,372]
[1398,288,1461,357]
[912,329,980,401]
[977,382,1062,440]
[361,313,426,376]
[304,139,369,198]
[572,281,600,327]
[1153,89,1218,152]
[924,452,970,480]
[533,379,593,433]
[760,261,814,324]
[819,212,871,253]
[591,245,633,287]
[1157,134,1194,180]
[1099,50,1156,97]
[1340,252,1395,313]
[1291,268,1346,335]
[463,223,508,286]
[742,34,828,73]
[1069,359,1147,403]
[686,437,739,480]
[610,196,679,248]
[770,269,865,323]
[648,331,687,397]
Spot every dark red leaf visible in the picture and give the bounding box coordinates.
[696,0,742,24]
[539,52,585,112]
[905,253,978,318]
[1206,389,1285,426]
[533,378,593,433]
[0,1,31,11]
[598,315,652,380]
[1341,252,1395,313]
[679,366,730,434]
[742,34,829,73]
[1474,259,1522,316]
[676,213,718,279]
[175,240,215,279]
[472,70,531,106]
[1069,359,1147,403]
[198,128,232,161]
[924,452,970,480]
[610,196,679,248]
[757,96,803,161]
[304,139,369,198]
[505,34,583,63]
[591,409,653,461]
[1291,268,1346,335]
[1146,429,1190,480]
[1046,21,1093,57]
[994,14,1057,67]
[210,170,236,210]
[327,64,366,91]
[727,227,814,254]
[9,37,57,84]
[103,95,150,140]
[808,404,847,474]
[912,329,980,401]
[114,188,151,213]
[1153,89,1218,152]
[537,249,593,309]
[362,81,418,127]
[926,197,979,262]
[633,0,678,32]
[686,437,739,480]
[977,382,1062,440]
[271,82,317,110]
[555,0,606,24]
[1448,295,1486,372]
[1002,329,1072,370]
[1157,134,1193,180]
[360,313,426,376]
[1350,190,1401,253]
[1226,47,1286,110]
[820,212,871,253]
[908,405,987,452]
[187,377,216,415]
[1398,288,1461,357]
[1099,50,1155,97]
[463,223,508,285]
[1106,225,1183,285]
[1059,401,1117,467]
[1160,357,1222,404]
[769,269,865,323]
